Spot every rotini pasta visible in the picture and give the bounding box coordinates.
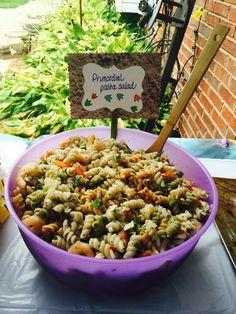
[12,135,210,259]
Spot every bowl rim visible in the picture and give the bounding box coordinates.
[4,126,218,264]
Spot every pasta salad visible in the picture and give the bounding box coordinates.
[12,135,210,259]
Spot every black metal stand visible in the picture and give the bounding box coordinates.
[138,0,196,133]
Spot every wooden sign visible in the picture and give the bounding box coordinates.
[68,53,161,119]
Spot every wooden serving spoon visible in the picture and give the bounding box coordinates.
[146,24,229,153]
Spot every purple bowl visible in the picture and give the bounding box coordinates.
[4,127,218,294]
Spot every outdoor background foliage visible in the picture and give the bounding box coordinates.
[0,0,172,138]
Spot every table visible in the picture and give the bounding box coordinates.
[0,134,235,314]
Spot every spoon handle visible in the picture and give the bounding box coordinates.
[146,24,229,153]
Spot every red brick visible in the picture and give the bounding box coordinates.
[195,0,206,7]
[208,59,215,73]
[213,128,225,138]
[197,46,203,56]
[207,12,220,26]
[228,6,236,23]
[205,70,221,91]
[185,27,193,38]
[187,115,196,137]
[181,44,193,59]
[184,107,190,119]
[183,34,194,49]
[214,50,229,68]
[199,78,210,94]
[180,116,193,137]
[195,113,208,135]
[178,50,184,60]
[194,98,205,116]
[208,88,224,112]
[205,0,215,11]
[213,62,231,86]
[195,130,201,138]
[224,0,236,5]
[222,37,236,57]
[177,51,187,66]
[197,34,207,48]
[225,57,236,76]
[204,129,213,138]
[219,84,235,104]
[180,110,189,121]
[178,3,236,140]
[178,122,186,137]
[199,92,213,112]
[211,109,228,133]
[228,77,236,96]
[220,18,236,37]
[190,96,198,109]
[202,112,216,133]
[201,10,208,23]
[214,1,230,18]
[199,22,212,39]
[221,106,236,131]
[225,126,236,139]
[188,103,197,120]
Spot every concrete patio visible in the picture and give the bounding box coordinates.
[0,0,61,74]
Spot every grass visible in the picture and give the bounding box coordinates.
[0,0,29,8]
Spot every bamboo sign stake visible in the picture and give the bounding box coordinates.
[79,0,82,26]
[146,24,229,153]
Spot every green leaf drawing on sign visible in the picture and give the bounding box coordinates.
[104,95,112,102]
[131,106,138,113]
[84,99,92,106]
[116,93,124,101]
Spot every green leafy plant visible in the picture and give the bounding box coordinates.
[0,0,171,138]
[0,0,29,9]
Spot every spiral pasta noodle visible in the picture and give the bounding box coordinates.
[12,135,210,259]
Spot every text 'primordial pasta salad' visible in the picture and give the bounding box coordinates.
[12,135,210,259]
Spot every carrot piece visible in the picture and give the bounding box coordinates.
[142,251,152,257]
[110,244,117,252]
[118,230,129,243]
[123,210,131,219]
[194,199,201,206]
[79,164,86,172]
[164,170,174,180]
[45,150,53,158]
[54,160,69,168]
[73,166,85,176]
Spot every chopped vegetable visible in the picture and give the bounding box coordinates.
[164,170,174,180]
[91,191,103,209]
[54,160,69,168]
[124,220,135,231]
[73,166,85,176]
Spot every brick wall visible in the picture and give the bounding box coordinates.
[177,0,236,139]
